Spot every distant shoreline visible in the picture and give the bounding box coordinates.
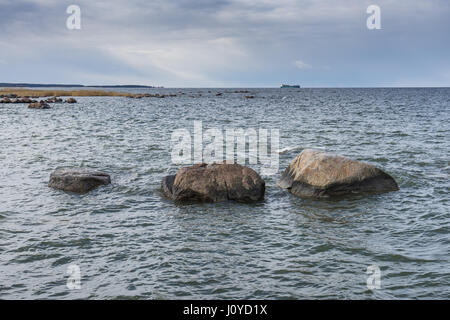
[0,88,166,98]
[0,83,161,89]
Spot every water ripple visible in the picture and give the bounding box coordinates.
[0,88,449,299]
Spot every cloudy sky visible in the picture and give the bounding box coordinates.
[0,0,449,87]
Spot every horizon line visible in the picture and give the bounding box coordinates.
[1,82,449,89]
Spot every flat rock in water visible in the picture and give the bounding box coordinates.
[28,102,50,109]
[65,98,77,103]
[49,168,111,193]
[278,149,399,198]
[162,163,265,203]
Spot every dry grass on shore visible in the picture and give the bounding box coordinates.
[0,88,136,98]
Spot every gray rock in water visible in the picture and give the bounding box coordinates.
[28,102,50,109]
[278,149,399,198]
[45,96,63,103]
[19,97,35,103]
[162,162,265,203]
[161,174,176,197]
[49,168,111,193]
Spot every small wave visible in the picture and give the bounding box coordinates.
[306,146,326,150]
[276,146,328,154]
[276,146,302,154]
[428,173,449,179]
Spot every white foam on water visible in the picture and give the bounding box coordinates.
[276,146,301,154]
[276,146,327,154]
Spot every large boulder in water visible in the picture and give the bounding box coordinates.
[278,149,399,198]
[162,163,265,202]
[49,168,111,193]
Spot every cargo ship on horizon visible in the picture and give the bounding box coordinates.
[280,84,301,88]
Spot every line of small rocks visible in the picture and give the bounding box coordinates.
[127,91,255,99]
[1,91,257,104]
[1,94,77,109]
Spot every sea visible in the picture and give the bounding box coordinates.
[0,87,449,299]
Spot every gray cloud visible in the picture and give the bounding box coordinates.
[0,0,449,86]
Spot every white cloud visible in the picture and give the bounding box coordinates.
[294,60,311,69]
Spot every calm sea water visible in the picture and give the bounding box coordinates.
[0,88,449,299]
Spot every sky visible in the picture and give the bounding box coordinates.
[0,0,449,87]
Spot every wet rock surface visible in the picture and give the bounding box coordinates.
[162,163,265,203]
[48,168,111,193]
[278,149,399,198]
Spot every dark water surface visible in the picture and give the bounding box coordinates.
[0,88,449,299]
